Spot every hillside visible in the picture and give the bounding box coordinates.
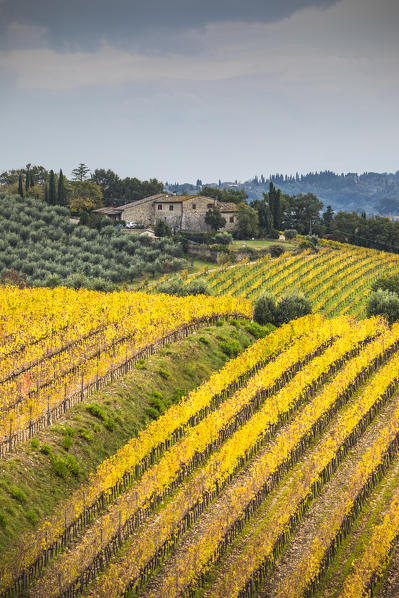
[3,313,399,598]
[0,194,188,288]
[3,244,399,598]
[148,241,399,319]
[166,170,399,215]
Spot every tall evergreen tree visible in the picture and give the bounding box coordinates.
[25,163,31,192]
[323,205,334,233]
[268,182,281,230]
[48,170,56,205]
[72,163,90,181]
[274,188,282,229]
[57,169,66,206]
[18,173,24,198]
[29,172,35,188]
[44,183,49,204]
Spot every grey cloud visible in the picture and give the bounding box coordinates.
[0,0,338,51]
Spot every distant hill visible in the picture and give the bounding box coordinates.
[166,170,399,215]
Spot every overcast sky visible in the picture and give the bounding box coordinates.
[0,0,398,182]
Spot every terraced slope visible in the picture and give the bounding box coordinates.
[7,314,399,598]
[149,244,399,318]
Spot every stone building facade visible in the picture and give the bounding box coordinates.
[94,193,238,232]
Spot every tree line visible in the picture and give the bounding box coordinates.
[0,163,163,214]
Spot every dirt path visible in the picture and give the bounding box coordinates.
[258,392,399,598]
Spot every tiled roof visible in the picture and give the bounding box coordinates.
[97,194,237,213]
[92,207,121,215]
[218,202,238,212]
[117,194,167,210]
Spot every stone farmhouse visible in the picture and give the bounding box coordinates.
[93,193,238,233]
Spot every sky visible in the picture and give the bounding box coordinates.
[0,0,398,183]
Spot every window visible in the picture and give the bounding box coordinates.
[207,203,213,208]
[158,204,162,210]
[192,203,196,210]
[169,205,174,211]
[230,216,234,223]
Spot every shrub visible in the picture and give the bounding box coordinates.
[78,427,92,442]
[61,435,73,451]
[185,279,210,296]
[244,321,275,339]
[284,229,297,239]
[40,443,52,456]
[275,291,312,325]
[367,289,399,325]
[372,274,399,295]
[154,220,172,237]
[158,368,170,380]
[0,512,6,527]
[306,234,319,246]
[157,278,184,296]
[269,229,280,239]
[198,336,210,345]
[9,486,27,503]
[170,388,186,403]
[214,232,233,245]
[299,240,318,252]
[51,457,69,478]
[149,396,166,414]
[220,339,241,358]
[145,406,159,420]
[65,455,81,476]
[269,244,285,258]
[30,438,39,449]
[253,292,277,326]
[104,417,115,431]
[25,509,38,525]
[44,274,62,288]
[86,404,106,420]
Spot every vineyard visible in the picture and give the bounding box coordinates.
[0,287,251,456]
[148,242,399,318]
[2,308,399,597]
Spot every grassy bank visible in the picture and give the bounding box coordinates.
[0,320,262,557]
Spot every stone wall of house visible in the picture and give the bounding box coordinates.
[154,201,183,230]
[121,202,154,226]
[119,195,238,232]
[221,211,237,231]
[182,196,217,232]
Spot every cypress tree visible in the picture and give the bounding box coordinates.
[30,172,35,188]
[57,169,65,206]
[48,170,56,205]
[25,164,31,192]
[268,182,275,225]
[274,188,281,230]
[268,182,281,230]
[44,183,49,204]
[18,174,24,198]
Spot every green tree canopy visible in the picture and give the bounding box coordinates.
[236,203,258,239]
[252,198,272,234]
[48,170,56,205]
[70,180,103,212]
[201,186,248,204]
[72,163,91,182]
[367,289,399,325]
[253,292,277,325]
[205,207,226,231]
